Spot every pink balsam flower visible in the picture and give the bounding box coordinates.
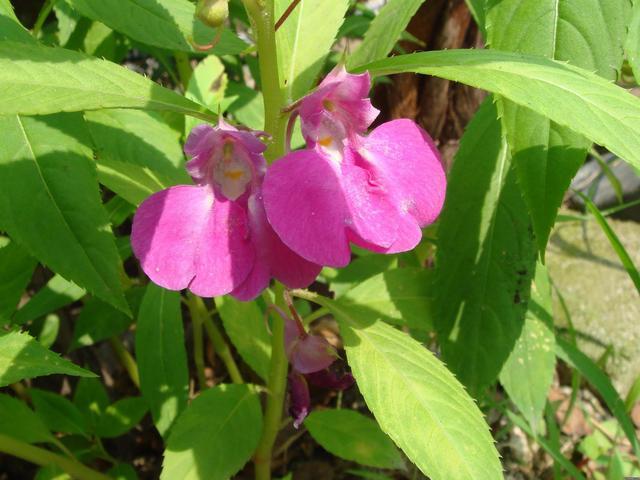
[263,66,447,267]
[131,121,321,300]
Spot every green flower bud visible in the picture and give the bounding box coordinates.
[196,0,229,28]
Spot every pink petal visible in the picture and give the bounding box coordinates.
[288,372,310,429]
[263,150,352,267]
[131,185,254,297]
[361,119,446,227]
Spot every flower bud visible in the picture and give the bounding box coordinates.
[196,0,229,28]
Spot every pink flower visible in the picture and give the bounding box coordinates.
[263,67,447,267]
[131,121,321,301]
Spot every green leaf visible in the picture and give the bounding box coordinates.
[486,0,629,252]
[275,0,349,101]
[356,49,640,175]
[0,238,36,324]
[216,296,271,381]
[66,0,248,54]
[0,42,215,120]
[433,99,536,394]
[13,274,85,326]
[499,263,556,432]
[465,0,487,33]
[0,393,53,444]
[626,1,640,81]
[73,377,110,431]
[95,397,148,438]
[108,464,138,480]
[325,255,397,298]
[556,337,640,460]
[305,409,404,470]
[0,113,129,312]
[318,298,503,480]
[30,388,88,436]
[225,81,265,131]
[338,268,432,330]
[161,384,262,480]
[347,0,425,69]
[185,55,227,135]
[0,0,36,44]
[136,284,189,438]
[70,296,135,350]
[0,330,95,387]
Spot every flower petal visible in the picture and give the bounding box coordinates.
[288,335,337,374]
[131,185,254,297]
[263,150,352,267]
[288,371,310,429]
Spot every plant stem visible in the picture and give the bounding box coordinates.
[201,315,245,384]
[0,434,111,480]
[32,0,57,38]
[187,294,208,390]
[253,282,289,480]
[108,336,140,389]
[174,52,193,91]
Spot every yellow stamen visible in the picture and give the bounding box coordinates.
[318,137,333,147]
[322,99,335,112]
[223,141,234,161]
[224,169,245,180]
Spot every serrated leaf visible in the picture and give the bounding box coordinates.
[305,409,404,470]
[0,331,95,387]
[338,268,432,330]
[95,397,148,438]
[161,384,262,480]
[13,274,85,326]
[216,296,271,381]
[0,42,215,120]
[433,99,536,394]
[356,49,640,175]
[136,284,189,438]
[66,0,248,54]
[318,298,503,480]
[0,393,53,444]
[347,0,426,69]
[275,0,349,101]
[486,0,629,252]
[30,388,88,436]
[0,113,128,312]
[0,238,36,324]
[499,263,556,432]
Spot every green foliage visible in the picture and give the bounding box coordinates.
[317,297,503,480]
[324,255,397,298]
[70,295,138,350]
[0,113,128,312]
[0,42,215,120]
[626,1,640,81]
[347,0,426,69]
[136,284,189,438]
[0,331,95,387]
[358,49,640,175]
[30,388,88,436]
[0,394,54,444]
[434,99,536,394]
[95,397,149,438]
[13,275,85,326]
[499,263,556,431]
[216,296,271,381]
[304,409,404,470]
[486,0,629,252]
[275,0,349,101]
[73,377,110,432]
[185,55,227,134]
[0,238,36,324]
[161,384,262,480]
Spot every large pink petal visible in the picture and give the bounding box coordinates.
[263,150,352,267]
[361,119,447,227]
[131,185,254,297]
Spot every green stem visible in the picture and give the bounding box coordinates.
[174,52,193,92]
[187,294,208,390]
[303,306,330,325]
[201,315,245,384]
[0,434,110,480]
[108,337,140,389]
[253,282,289,480]
[32,0,57,38]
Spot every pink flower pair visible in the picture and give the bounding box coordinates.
[131,66,446,300]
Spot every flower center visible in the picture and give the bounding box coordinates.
[213,140,253,200]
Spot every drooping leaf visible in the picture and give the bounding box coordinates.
[0,394,54,444]
[305,409,404,470]
[317,297,503,480]
[356,49,640,174]
[433,99,536,394]
[66,0,248,54]
[216,296,271,381]
[161,384,262,480]
[13,275,85,326]
[136,284,189,438]
[0,238,36,324]
[95,397,149,438]
[486,0,629,252]
[0,113,128,312]
[499,263,556,431]
[0,42,215,120]
[0,331,95,387]
[275,0,349,101]
[347,0,425,69]
[30,388,88,436]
